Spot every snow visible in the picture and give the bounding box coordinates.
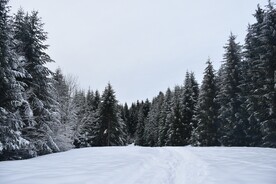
[0,146,275,184]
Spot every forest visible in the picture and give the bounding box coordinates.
[0,0,275,161]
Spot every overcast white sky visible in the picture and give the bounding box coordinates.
[9,0,267,104]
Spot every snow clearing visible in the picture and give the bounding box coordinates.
[0,146,275,184]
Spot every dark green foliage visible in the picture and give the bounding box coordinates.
[243,3,276,147]
[167,86,185,146]
[158,88,173,146]
[127,102,140,140]
[181,72,199,144]
[96,83,126,146]
[192,59,219,146]
[144,92,164,146]
[135,100,150,146]
[216,33,247,146]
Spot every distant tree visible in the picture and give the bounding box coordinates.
[135,100,150,146]
[192,59,219,146]
[167,86,185,146]
[52,68,77,151]
[158,88,173,146]
[179,72,199,145]
[73,90,88,147]
[144,92,164,146]
[96,83,126,146]
[93,90,101,111]
[127,102,140,141]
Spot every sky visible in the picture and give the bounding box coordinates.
[9,0,268,104]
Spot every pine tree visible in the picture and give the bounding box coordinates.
[180,72,198,145]
[167,86,185,146]
[217,33,246,146]
[96,83,126,146]
[73,90,88,148]
[135,100,150,146]
[0,0,35,160]
[192,59,219,146]
[243,3,276,147]
[259,3,276,147]
[121,103,131,143]
[158,88,173,146]
[128,102,140,141]
[241,5,264,147]
[144,92,164,146]
[13,10,61,154]
[189,72,199,130]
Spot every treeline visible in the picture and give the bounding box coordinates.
[0,0,127,161]
[0,1,276,161]
[129,3,276,148]
[0,0,78,160]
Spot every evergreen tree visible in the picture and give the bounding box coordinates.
[241,5,265,147]
[51,68,76,151]
[144,92,164,146]
[217,33,246,146]
[192,59,219,146]
[259,3,276,147]
[96,83,126,146]
[158,88,173,146]
[167,86,185,146]
[73,90,88,148]
[135,100,150,146]
[244,3,276,147]
[121,103,131,142]
[127,102,140,142]
[180,72,198,145]
[0,0,35,160]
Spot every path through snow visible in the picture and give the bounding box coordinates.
[0,146,275,184]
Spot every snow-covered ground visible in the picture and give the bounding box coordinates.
[0,146,275,184]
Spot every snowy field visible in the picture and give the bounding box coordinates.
[0,146,275,184]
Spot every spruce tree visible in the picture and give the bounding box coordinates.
[144,92,164,146]
[135,100,150,146]
[167,86,185,146]
[158,88,173,146]
[128,102,139,142]
[0,0,35,160]
[259,3,276,147]
[180,72,198,145]
[52,68,75,150]
[96,83,126,146]
[192,59,219,146]
[243,3,276,147]
[217,33,246,146]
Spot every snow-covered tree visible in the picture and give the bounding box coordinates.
[51,69,77,151]
[166,85,185,146]
[180,72,199,145]
[144,92,164,146]
[127,102,140,141]
[158,88,173,146]
[0,0,35,160]
[96,83,126,146]
[13,10,61,154]
[217,33,246,146]
[135,100,150,146]
[243,3,276,147]
[192,59,219,146]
